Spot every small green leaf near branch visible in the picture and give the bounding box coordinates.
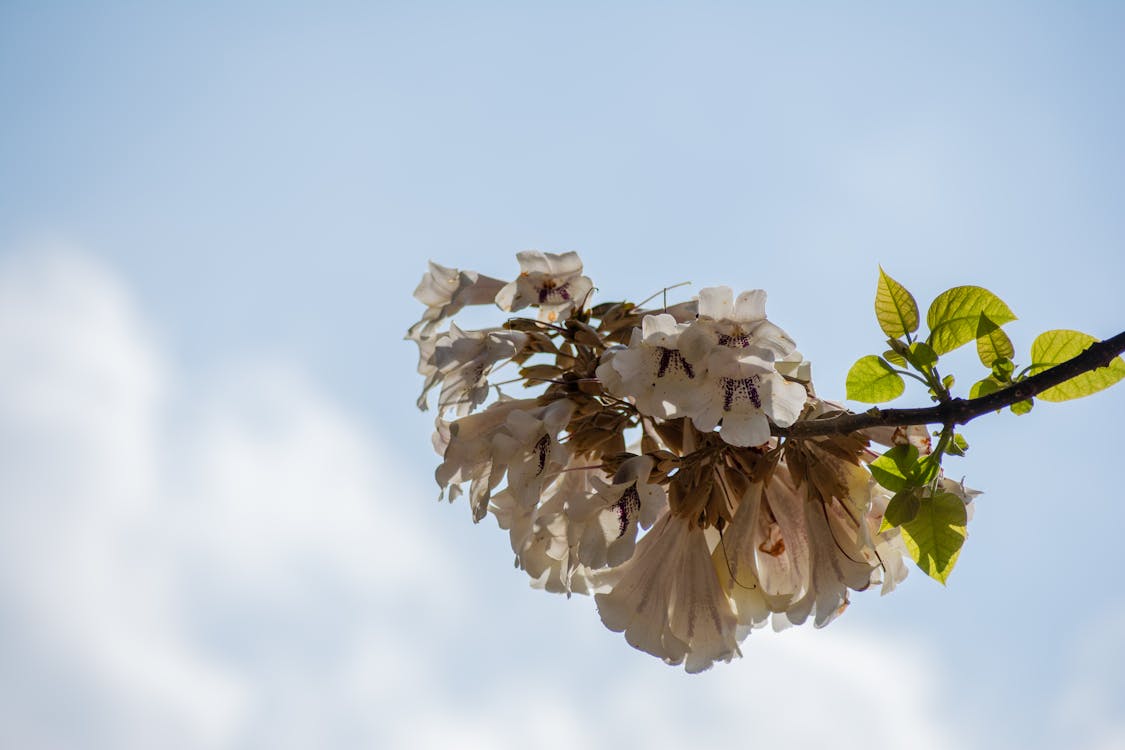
[927,286,1016,355]
[846,356,905,403]
[875,267,920,339]
[1029,329,1125,401]
[778,329,1125,438]
[900,491,968,585]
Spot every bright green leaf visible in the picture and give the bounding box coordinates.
[991,358,1015,382]
[1011,398,1034,415]
[880,490,920,532]
[869,445,920,492]
[887,338,912,358]
[909,341,938,368]
[976,313,1015,367]
[883,349,907,367]
[942,374,955,390]
[948,433,969,457]
[1028,329,1125,402]
[900,491,968,585]
[915,454,941,485]
[970,377,1002,400]
[875,267,920,339]
[927,286,1017,355]
[846,356,906,403]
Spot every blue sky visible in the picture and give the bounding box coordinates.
[2,3,1124,748]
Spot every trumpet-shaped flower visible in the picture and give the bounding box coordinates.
[491,468,606,596]
[596,513,740,673]
[436,398,537,520]
[679,287,797,367]
[437,398,574,521]
[407,260,506,342]
[596,313,699,420]
[495,251,593,322]
[676,287,808,446]
[415,324,527,412]
[567,455,667,569]
[491,398,576,509]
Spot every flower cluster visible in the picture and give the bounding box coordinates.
[407,251,974,672]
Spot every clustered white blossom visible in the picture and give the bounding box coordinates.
[407,251,974,672]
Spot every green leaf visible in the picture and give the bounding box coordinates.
[883,349,907,367]
[869,445,920,492]
[875,267,920,339]
[879,490,920,532]
[970,377,1002,400]
[947,433,969,457]
[1010,398,1034,415]
[942,374,955,390]
[1028,329,1125,402]
[908,341,938,368]
[976,313,1015,368]
[846,356,906,404]
[927,286,1017,355]
[900,491,968,584]
[991,358,1015,382]
[915,454,941,485]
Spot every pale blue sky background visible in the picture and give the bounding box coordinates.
[2,3,1124,748]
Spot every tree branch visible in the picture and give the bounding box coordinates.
[774,330,1125,439]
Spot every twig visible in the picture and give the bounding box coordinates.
[774,330,1125,439]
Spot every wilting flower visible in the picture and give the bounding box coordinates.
[435,398,537,519]
[415,324,527,412]
[407,260,506,342]
[596,512,740,673]
[718,447,910,632]
[437,398,574,521]
[495,251,594,322]
[864,480,910,595]
[718,472,811,625]
[491,463,606,596]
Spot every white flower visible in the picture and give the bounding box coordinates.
[679,287,797,366]
[783,489,886,629]
[718,454,910,632]
[415,324,527,412]
[596,512,740,673]
[495,251,594,322]
[864,480,910,595]
[435,398,537,521]
[491,398,576,509]
[568,455,667,569]
[407,260,506,342]
[596,313,699,420]
[438,398,576,522]
[677,287,808,447]
[491,467,606,597]
[719,473,811,621]
[692,368,808,447]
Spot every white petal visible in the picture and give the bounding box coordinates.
[641,313,685,345]
[696,286,733,320]
[720,410,771,447]
[494,279,521,311]
[733,289,767,322]
[762,374,808,428]
[515,250,553,275]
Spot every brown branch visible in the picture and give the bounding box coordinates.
[774,330,1125,439]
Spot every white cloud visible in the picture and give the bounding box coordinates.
[0,247,980,749]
